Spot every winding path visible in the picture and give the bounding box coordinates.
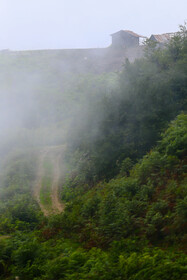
[34,146,65,216]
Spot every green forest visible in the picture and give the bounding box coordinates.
[0,25,186,279]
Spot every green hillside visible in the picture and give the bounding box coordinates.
[0,25,186,279]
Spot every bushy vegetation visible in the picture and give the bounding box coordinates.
[40,160,53,209]
[0,25,186,279]
[59,114,187,246]
[0,150,42,238]
[0,114,186,279]
[67,25,187,181]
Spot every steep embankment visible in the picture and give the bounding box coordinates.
[34,146,65,216]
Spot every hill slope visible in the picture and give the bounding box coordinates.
[34,146,65,216]
[0,25,186,279]
[0,114,186,280]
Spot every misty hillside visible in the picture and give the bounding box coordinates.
[0,25,186,279]
[0,50,119,156]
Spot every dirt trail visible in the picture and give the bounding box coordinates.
[51,153,65,213]
[34,146,65,216]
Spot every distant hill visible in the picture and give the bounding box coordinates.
[1,45,144,74]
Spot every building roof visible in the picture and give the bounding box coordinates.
[150,33,176,43]
[111,30,146,38]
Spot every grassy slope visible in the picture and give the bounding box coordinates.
[59,114,187,249]
[40,160,53,209]
[0,114,186,280]
[0,29,186,279]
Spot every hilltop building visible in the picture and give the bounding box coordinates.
[0,29,177,74]
[149,33,176,45]
[111,30,147,48]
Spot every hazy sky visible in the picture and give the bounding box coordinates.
[0,0,186,50]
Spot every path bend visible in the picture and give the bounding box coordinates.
[34,145,66,216]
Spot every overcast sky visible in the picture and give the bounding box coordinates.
[0,0,186,50]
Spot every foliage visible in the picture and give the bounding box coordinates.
[58,114,187,248]
[67,27,187,181]
[40,160,53,208]
[0,151,42,234]
[0,26,186,279]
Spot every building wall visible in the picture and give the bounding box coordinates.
[2,44,144,74]
[112,32,139,48]
[149,35,157,42]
